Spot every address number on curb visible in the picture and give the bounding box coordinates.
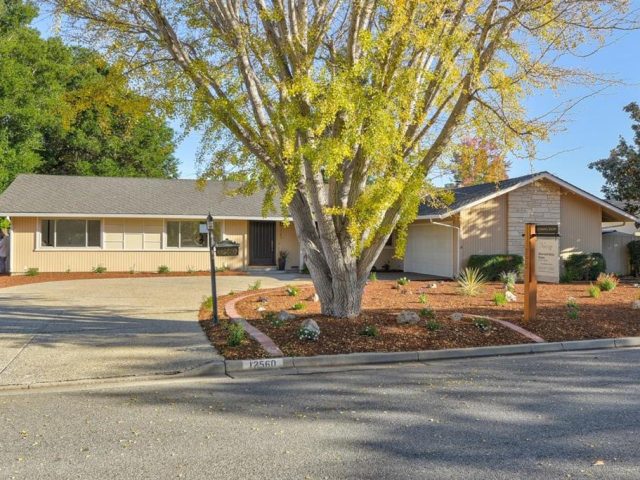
[242,358,284,370]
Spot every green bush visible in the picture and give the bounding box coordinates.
[227,322,246,347]
[596,273,618,292]
[25,267,39,276]
[360,325,379,337]
[426,320,442,331]
[473,318,492,332]
[493,291,507,306]
[248,279,262,291]
[419,307,436,319]
[396,276,410,286]
[158,265,170,274]
[467,255,524,281]
[628,241,640,277]
[566,297,579,320]
[285,285,299,296]
[292,302,305,310]
[418,293,428,304]
[201,295,214,310]
[587,284,601,298]
[92,265,107,274]
[563,253,606,281]
[368,271,377,282]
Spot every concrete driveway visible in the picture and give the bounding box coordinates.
[0,273,309,387]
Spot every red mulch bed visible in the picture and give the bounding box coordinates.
[0,270,245,289]
[199,279,640,359]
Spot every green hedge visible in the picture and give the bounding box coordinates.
[467,255,524,281]
[563,253,606,281]
[629,240,640,277]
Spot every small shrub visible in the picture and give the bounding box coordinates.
[201,295,214,310]
[457,267,487,296]
[420,307,436,319]
[158,265,170,274]
[368,271,377,282]
[292,302,305,310]
[397,276,410,286]
[25,267,39,276]
[473,317,492,332]
[298,324,319,341]
[187,266,195,274]
[559,271,575,284]
[426,320,442,331]
[360,325,379,337]
[566,297,579,320]
[493,291,507,306]
[418,293,428,304]
[564,253,606,281]
[467,255,524,281]
[226,322,246,347]
[588,283,601,299]
[301,265,310,274]
[128,267,136,274]
[263,312,283,327]
[285,285,299,296]
[596,273,618,292]
[248,279,262,291]
[92,265,107,274]
[499,271,517,291]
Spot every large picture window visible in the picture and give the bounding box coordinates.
[40,220,101,248]
[166,220,220,248]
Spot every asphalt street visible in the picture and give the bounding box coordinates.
[2,347,640,479]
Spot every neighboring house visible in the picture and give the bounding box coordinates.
[602,200,640,275]
[0,172,636,280]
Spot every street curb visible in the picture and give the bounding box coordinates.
[223,336,640,376]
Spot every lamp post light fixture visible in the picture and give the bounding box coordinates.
[206,212,219,325]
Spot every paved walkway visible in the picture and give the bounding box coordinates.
[0,273,309,387]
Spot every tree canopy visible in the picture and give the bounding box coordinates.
[0,0,178,192]
[49,0,635,316]
[589,102,640,216]
[451,138,509,186]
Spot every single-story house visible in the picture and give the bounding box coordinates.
[602,200,639,275]
[0,172,636,281]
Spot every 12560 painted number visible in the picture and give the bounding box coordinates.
[242,358,284,370]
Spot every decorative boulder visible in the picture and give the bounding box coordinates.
[306,293,319,302]
[397,311,421,325]
[277,310,296,322]
[633,300,640,310]
[505,291,517,302]
[299,319,321,341]
[449,312,464,322]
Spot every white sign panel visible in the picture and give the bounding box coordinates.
[242,358,284,370]
[536,237,560,283]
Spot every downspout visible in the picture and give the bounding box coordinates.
[429,220,461,277]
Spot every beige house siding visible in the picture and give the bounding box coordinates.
[10,217,302,274]
[560,192,602,260]
[459,196,507,267]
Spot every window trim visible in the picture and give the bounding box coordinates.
[37,218,103,250]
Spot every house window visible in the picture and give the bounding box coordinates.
[166,220,222,248]
[40,219,101,248]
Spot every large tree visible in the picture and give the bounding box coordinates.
[589,102,640,216]
[451,137,509,186]
[0,0,178,191]
[50,0,633,317]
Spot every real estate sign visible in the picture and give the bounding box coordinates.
[536,235,560,283]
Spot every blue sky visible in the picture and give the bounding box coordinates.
[34,6,640,197]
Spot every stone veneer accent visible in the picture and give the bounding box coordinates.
[507,180,561,256]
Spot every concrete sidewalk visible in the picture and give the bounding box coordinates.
[0,273,309,387]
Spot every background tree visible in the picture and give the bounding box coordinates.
[589,102,640,216]
[0,0,178,192]
[451,137,509,186]
[50,0,634,317]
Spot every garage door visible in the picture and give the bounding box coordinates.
[404,224,454,277]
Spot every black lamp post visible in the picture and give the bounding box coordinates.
[206,212,219,325]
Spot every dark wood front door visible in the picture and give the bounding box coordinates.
[249,221,276,266]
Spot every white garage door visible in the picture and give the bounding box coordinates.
[404,224,454,278]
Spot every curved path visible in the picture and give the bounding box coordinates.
[0,273,309,387]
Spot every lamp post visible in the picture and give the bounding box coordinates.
[206,212,219,325]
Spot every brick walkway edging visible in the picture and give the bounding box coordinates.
[225,292,284,357]
[462,313,546,343]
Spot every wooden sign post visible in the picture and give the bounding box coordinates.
[524,223,537,322]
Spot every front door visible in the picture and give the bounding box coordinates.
[249,221,276,266]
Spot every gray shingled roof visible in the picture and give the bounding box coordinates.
[0,174,279,218]
[418,172,540,217]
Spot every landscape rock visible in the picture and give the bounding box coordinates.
[256,306,266,312]
[449,312,464,322]
[633,300,640,310]
[397,311,421,325]
[306,293,319,302]
[429,283,438,289]
[277,310,296,322]
[300,319,321,340]
[505,291,517,302]
[257,296,269,303]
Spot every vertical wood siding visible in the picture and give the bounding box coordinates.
[276,222,300,269]
[459,196,507,267]
[560,192,602,259]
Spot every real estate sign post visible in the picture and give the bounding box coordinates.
[524,223,537,322]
